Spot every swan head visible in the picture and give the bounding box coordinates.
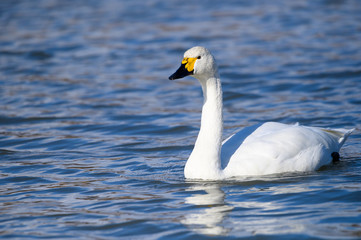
[169,46,218,81]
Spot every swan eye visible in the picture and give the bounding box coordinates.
[197,56,201,59]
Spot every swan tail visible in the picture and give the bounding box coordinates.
[322,127,354,147]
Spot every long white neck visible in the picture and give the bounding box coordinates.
[184,75,224,179]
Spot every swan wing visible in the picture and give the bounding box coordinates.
[221,122,353,176]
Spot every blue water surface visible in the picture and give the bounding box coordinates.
[1,0,361,239]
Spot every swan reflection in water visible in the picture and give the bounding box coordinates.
[181,183,234,236]
[181,177,322,237]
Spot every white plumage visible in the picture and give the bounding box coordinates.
[169,46,353,180]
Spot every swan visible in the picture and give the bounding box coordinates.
[169,46,353,180]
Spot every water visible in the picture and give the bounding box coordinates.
[1,0,360,239]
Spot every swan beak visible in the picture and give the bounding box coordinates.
[169,57,196,80]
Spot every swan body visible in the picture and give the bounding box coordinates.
[169,46,353,180]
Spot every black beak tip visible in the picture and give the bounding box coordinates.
[168,72,179,81]
[169,64,191,81]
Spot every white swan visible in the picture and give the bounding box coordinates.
[169,46,353,180]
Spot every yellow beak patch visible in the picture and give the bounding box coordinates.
[182,57,197,72]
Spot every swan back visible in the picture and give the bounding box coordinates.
[222,122,353,176]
